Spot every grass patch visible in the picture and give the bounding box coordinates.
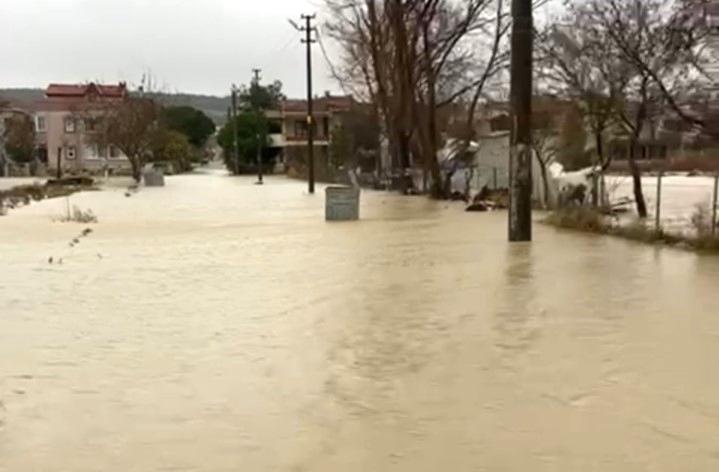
[544,207,607,232]
[544,207,719,253]
[0,181,97,215]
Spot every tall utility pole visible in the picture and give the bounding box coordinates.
[231,85,240,176]
[301,14,317,194]
[508,0,533,242]
[252,68,264,185]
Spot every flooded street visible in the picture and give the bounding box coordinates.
[2,169,719,471]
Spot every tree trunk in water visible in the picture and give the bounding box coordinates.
[398,132,411,170]
[538,159,550,209]
[628,141,647,218]
[444,171,454,198]
[429,155,443,198]
[130,157,142,183]
[595,131,608,170]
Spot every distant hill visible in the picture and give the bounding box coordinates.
[146,92,230,125]
[0,88,44,105]
[0,88,231,125]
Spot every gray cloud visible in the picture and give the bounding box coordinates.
[0,0,339,97]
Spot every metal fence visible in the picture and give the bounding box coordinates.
[606,173,719,236]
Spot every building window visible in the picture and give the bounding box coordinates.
[66,146,77,160]
[64,118,75,133]
[84,119,96,132]
[36,116,46,132]
[268,120,282,134]
[109,145,120,159]
[97,145,107,158]
[294,120,308,138]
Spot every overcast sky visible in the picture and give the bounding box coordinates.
[1,0,562,99]
[0,0,339,98]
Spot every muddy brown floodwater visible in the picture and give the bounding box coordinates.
[1,169,719,471]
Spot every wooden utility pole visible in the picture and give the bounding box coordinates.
[508,0,533,242]
[231,85,239,175]
[301,14,317,194]
[712,174,718,237]
[56,147,62,179]
[252,68,264,185]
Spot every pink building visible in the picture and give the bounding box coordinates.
[34,83,130,174]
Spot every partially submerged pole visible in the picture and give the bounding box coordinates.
[712,174,718,237]
[231,87,239,176]
[302,14,317,194]
[508,0,533,242]
[655,170,663,232]
[56,147,62,179]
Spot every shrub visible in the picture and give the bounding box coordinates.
[690,203,714,238]
[58,205,98,224]
[544,207,608,232]
[689,203,719,250]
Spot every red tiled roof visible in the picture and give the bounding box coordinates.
[46,84,87,97]
[46,82,127,98]
[97,84,127,97]
[281,95,353,113]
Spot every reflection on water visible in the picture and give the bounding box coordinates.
[2,170,719,471]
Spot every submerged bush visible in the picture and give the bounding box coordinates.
[58,206,98,224]
[544,206,715,252]
[689,204,719,250]
[544,207,608,232]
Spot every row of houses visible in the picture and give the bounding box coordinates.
[2,82,359,178]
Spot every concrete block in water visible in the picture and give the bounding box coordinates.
[325,186,360,221]
[143,170,165,187]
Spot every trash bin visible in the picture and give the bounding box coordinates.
[325,186,360,221]
[143,170,165,187]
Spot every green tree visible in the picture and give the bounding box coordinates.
[217,111,269,174]
[328,105,380,172]
[160,106,216,148]
[238,80,285,111]
[3,115,36,163]
[329,125,354,171]
[150,129,195,172]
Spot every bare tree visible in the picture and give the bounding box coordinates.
[541,0,706,218]
[324,0,509,197]
[90,98,159,182]
[538,21,626,171]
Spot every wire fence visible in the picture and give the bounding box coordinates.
[606,173,719,236]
